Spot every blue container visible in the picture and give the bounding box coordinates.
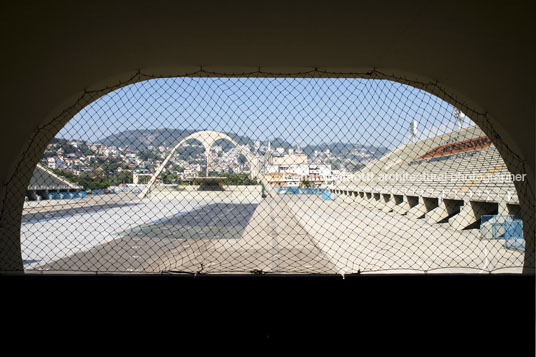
[49,192,61,200]
[79,191,88,198]
[504,219,524,251]
[321,191,332,200]
[480,215,522,240]
[504,219,523,239]
[504,238,525,251]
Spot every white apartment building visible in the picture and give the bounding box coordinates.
[264,152,333,187]
[47,157,67,169]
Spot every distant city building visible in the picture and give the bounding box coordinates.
[41,133,374,190]
[272,154,306,166]
[181,166,201,180]
[47,157,66,169]
[265,153,333,187]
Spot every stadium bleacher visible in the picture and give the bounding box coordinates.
[26,163,83,201]
[332,125,523,249]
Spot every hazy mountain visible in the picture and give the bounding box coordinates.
[302,142,389,159]
[98,128,256,150]
[97,128,388,161]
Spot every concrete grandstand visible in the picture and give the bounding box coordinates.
[26,163,83,201]
[331,125,523,254]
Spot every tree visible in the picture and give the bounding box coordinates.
[137,149,160,161]
[300,180,313,187]
[55,140,77,155]
[162,173,181,184]
[218,173,258,185]
[112,171,133,185]
[53,168,133,190]
[170,163,184,173]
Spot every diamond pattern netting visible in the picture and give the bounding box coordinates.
[12,69,534,274]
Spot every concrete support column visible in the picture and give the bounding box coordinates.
[381,193,397,212]
[364,192,379,209]
[360,192,374,208]
[425,199,463,224]
[340,190,354,204]
[354,191,365,205]
[392,194,411,215]
[406,196,428,218]
[497,202,521,217]
[449,201,498,230]
[370,192,384,210]
[425,203,448,224]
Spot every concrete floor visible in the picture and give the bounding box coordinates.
[147,196,337,274]
[148,195,523,274]
[22,193,523,274]
[286,195,524,274]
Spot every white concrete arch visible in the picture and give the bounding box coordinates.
[138,130,268,198]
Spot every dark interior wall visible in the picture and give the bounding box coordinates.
[2,1,534,178]
[0,0,534,270]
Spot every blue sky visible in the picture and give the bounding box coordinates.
[58,77,473,150]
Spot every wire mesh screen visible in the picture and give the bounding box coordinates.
[18,69,533,274]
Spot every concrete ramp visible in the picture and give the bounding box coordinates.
[147,196,337,274]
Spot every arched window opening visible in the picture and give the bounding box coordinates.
[20,74,529,274]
